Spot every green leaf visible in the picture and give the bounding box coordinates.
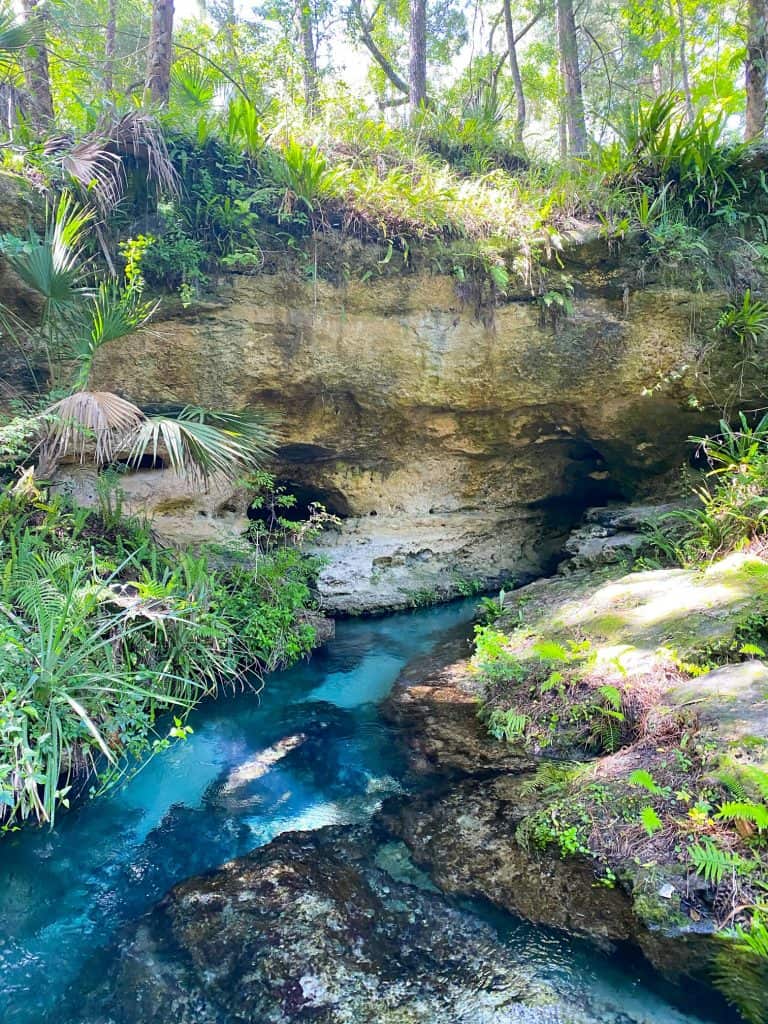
[640,806,663,835]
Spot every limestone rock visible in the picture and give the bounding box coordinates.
[75,825,606,1024]
[53,464,251,548]
[79,269,750,613]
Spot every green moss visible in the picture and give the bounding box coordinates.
[633,891,690,931]
[153,497,196,514]
[588,613,629,638]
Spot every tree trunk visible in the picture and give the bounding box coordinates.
[408,0,427,121]
[146,0,175,105]
[21,0,54,127]
[295,0,319,113]
[651,30,664,95]
[746,0,768,140]
[556,0,587,156]
[104,0,117,92]
[502,0,526,145]
[672,0,694,123]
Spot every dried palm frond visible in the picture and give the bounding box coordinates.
[46,109,179,218]
[40,390,145,468]
[59,136,124,214]
[108,109,179,198]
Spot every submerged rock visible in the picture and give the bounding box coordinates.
[74,826,635,1024]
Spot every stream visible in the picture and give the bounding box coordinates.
[0,599,740,1023]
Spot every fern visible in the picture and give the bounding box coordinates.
[629,769,665,795]
[640,806,663,835]
[717,769,749,801]
[712,924,768,1024]
[519,761,583,796]
[532,640,568,662]
[717,801,768,831]
[597,684,623,711]
[688,838,747,885]
[486,708,528,742]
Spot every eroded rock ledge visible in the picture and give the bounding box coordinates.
[70,260,747,613]
[76,825,640,1024]
[379,537,768,984]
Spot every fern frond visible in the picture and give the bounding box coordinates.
[689,838,745,885]
[717,802,768,831]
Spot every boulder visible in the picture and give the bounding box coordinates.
[74,826,615,1024]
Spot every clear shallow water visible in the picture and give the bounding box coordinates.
[0,600,739,1024]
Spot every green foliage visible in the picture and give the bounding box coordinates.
[656,412,768,562]
[0,480,324,828]
[614,95,751,228]
[717,290,768,349]
[640,806,663,836]
[485,708,528,742]
[713,922,768,1024]
[688,838,749,885]
[716,801,768,831]
[629,768,666,795]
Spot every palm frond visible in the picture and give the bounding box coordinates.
[171,60,218,109]
[46,110,179,219]
[4,192,91,311]
[126,407,276,484]
[58,137,124,214]
[74,282,156,387]
[0,12,34,55]
[40,390,145,468]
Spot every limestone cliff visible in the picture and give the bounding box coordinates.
[1,222,751,612]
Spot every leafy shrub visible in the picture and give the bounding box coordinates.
[0,481,324,828]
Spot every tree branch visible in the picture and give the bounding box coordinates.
[351,0,409,95]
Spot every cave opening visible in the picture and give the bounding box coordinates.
[246,480,351,527]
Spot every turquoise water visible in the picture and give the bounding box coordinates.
[0,600,739,1023]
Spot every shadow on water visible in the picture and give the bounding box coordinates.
[0,598,742,1024]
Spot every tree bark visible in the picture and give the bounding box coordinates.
[295,0,319,113]
[746,0,768,140]
[556,0,587,156]
[104,0,117,92]
[672,0,694,123]
[21,0,54,127]
[502,0,526,145]
[146,0,175,105]
[408,0,427,120]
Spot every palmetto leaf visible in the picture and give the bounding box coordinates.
[0,12,34,55]
[126,406,276,484]
[73,282,156,387]
[4,193,91,315]
[171,59,218,109]
[41,390,145,467]
[59,137,124,213]
[46,110,179,218]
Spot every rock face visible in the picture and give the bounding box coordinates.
[380,547,768,982]
[79,260,739,613]
[75,825,618,1024]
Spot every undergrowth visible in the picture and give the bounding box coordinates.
[0,473,324,829]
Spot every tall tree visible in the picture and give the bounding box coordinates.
[146,0,175,105]
[295,0,319,112]
[408,0,427,118]
[672,0,694,122]
[557,0,586,156]
[746,0,768,140]
[502,0,525,144]
[21,0,54,126]
[104,0,117,92]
